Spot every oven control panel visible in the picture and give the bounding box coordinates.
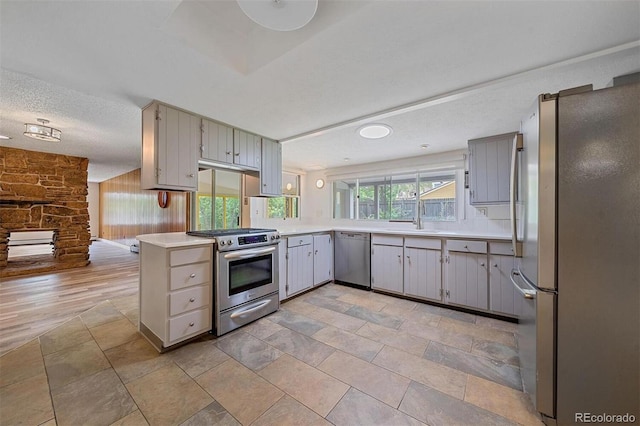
[217,231,280,251]
[238,234,268,245]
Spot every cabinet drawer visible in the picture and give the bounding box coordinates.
[404,237,441,250]
[170,246,211,266]
[168,308,211,343]
[170,262,211,290]
[490,242,514,256]
[447,239,487,254]
[169,285,210,316]
[372,234,403,246]
[288,235,313,248]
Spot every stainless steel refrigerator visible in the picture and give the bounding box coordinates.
[510,82,639,425]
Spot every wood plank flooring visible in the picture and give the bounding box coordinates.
[0,240,140,355]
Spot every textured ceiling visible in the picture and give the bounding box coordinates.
[0,0,639,182]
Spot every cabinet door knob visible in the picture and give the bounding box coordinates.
[188,173,195,178]
[190,273,196,278]
[189,297,195,302]
[226,151,232,155]
[235,153,240,156]
[464,245,468,249]
[480,262,485,267]
[308,251,312,257]
[493,264,498,268]
[189,322,195,327]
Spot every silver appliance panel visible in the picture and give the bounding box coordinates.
[216,245,279,313]
[334,232,371,288]
[217,293,279,336]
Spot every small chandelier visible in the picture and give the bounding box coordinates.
[23,118,61,142]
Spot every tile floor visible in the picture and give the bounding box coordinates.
[0,283,543,426]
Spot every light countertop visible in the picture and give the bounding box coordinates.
[136,232,214,248]
[137,227,510,249]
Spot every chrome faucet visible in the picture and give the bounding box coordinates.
[413,200,424,229]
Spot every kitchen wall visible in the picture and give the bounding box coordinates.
[99,169,188,246]
[253,149,513,236]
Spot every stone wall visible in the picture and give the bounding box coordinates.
[0,147,91,277]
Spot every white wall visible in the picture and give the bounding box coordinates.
[87,182,100,239]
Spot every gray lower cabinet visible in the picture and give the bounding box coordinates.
[286,235,314,296]
[371,235,404,294]
[313,234,333,286]
[489,242,521,316]
[445,240,488,310]
[403,237,442,302]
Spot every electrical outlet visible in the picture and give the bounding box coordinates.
[476,207,487,217]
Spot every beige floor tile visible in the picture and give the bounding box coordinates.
[336,292,387,311]
[52,368,137,426]
[181,401,240,426]
[110,294,139,313]
[39,419,57,426]
[90,318,140,351]
[39,316,93,355]
[44,339,111,390]
[465,375,543,425]
[438,317,516,347]
[252,395,331,426]
[400,319,473,351]
[327,388,424,426]
[0,373,54,426]
[126,363,213,426]
[80,301,126,328]
[318,350,411,408]
[196,358,284,425]
[400,381,515,426]
[104,337,174,383]
[258,354,349,417]
[393,308,442,327]
[0,338,45,387]
[243,317,285,340]
[356,322,429,356]
[281,298,319,316]
[372,346,467,399]
[169,338,230,378]
[304,305,367,332]
[215,331,283,371]
[264,328,335,367]
[110,410,149,426]
[312,326,383,361]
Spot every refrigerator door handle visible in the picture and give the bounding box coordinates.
[510,268,536,299]
[510,133,524,257]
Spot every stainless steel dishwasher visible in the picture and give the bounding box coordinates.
[334,232,371,289]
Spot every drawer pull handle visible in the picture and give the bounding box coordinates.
[189,322,195,327]
[189,297,195,302]
[190,273,196,278]
[464,245,468,249]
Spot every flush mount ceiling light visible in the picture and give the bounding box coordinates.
[358,124,392,139]
[420,143,430,149]
[237,0,318,31]
[23,118,61,142]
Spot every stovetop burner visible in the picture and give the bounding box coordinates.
[187,228,277,238]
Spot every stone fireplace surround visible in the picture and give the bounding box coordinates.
[0,147,91,277]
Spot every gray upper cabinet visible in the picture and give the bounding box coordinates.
[260,138,282,196]
[468,132,516,205]
[233,129,261,170]
[141,102,199,191]
[201,119,234,164]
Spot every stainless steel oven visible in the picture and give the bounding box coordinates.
[187,228,280,336]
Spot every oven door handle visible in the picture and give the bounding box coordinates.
[223,246,276,260]
[229,299,272,319]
